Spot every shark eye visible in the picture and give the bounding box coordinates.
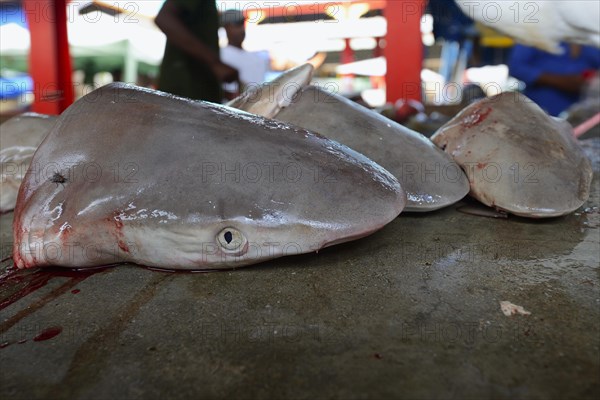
[217,227,247,253]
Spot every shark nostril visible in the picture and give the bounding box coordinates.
[224,231,233,244]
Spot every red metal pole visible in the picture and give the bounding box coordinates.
[24,0,73,114]
[341,38,355,65]
[384,0,424,103]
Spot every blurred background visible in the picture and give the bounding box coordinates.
[1,0,598,137]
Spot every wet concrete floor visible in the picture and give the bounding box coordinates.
[1,141,598,400]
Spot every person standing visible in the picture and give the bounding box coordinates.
[155,0,238,102]
[509,42,600,116]
[220,9,270,100]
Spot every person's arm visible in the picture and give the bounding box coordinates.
[535,73,585,94]
[155,1,238,83]
[509,44,584,94]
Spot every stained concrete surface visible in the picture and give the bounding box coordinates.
[0,140,598,400]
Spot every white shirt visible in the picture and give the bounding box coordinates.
[220,46,270,92]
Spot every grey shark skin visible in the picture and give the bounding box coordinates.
[0,112,56,149]
[431,92,593,218]
[273,85,470,211]
[226,63,314,119]
[1,113,57,212]
[13,83,405,270]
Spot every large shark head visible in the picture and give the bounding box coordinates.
[13,83,405,270]
[226,63,314,119]
[0,113,57,212]
[431,92,593,217]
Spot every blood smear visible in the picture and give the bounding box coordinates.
[33,326,63,342]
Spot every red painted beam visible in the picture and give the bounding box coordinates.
[384,0,424,102]
[24,0,74,114]
[235,0,388,21]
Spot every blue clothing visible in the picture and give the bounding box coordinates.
[509,43,600,116]
[428,0,475,42]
